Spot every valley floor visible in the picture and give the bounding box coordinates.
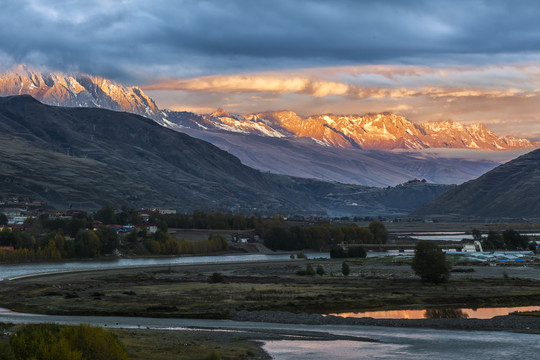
[1,257,539,359]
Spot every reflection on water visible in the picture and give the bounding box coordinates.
[424,308,468,319]
[331,306,540,319]
[263,340,408,360]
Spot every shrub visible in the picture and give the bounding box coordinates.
[305,264,315,276]
[208,272,225,283]
[347,246,367,258]
[411,241,451,284]
[9,323,128,360]
[0,343,14,360]
[205,350,222,360]
[330,246,366,258]
[316,265,325,276]
[342,261,350,276]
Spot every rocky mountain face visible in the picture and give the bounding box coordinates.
[0,67,531,152]
[0,95,450,215]
[158,118,506,187]
[162,110,533,186]
[1,67,533,188]
[165,109,533,151]
[411,148,540,220]
[0,66,160,119]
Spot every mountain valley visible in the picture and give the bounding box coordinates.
[1,67,534,188]
[0,95,451,215]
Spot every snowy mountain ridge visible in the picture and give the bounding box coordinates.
[167,109,533,151]
[0,65,160,119]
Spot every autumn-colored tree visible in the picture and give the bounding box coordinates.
[9,323,129,360]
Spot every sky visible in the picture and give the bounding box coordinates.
[2,0,540,139]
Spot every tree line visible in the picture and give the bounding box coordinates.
[0,206,390,260]
[476,229,532,251]
[0,207,236,261]
[262,220,388,251]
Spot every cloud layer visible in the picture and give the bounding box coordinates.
[144,65,540,140]
[2,1,540,139]
[3,0,540,81]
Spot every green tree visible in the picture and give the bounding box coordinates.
[316,264,325,276]
[471,229,483,241]
[263,226,292,251]
[97,227,120,254]
[356,227,375,244]
[95,205,116,225]
[0,213,7,225]
[67,217,90,237]
[482,230,504,250]
[411,241,451,284]
[305,263,315,276]
[126,230,138,244]
[61,324,128,360]
[74,230,101,258]
[342,261,350,276]
[502,229,528,250]
[368,221,389,244]
[54,232,66,257]
[0,228,17,246]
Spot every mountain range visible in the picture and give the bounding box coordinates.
[0,66,535,187]
[0,95,451,215]
[163,109,532,151]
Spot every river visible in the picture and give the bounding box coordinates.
[1,253,539,358]
[0,252,330,280]
[262,325,540,359]
[0,308,537,359]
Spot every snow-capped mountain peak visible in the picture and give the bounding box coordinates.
[0,66,533,152]
[167,109,534,151]
[0,66,160,119]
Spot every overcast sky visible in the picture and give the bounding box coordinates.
[2,0,540,139]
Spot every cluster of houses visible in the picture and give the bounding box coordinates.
[0,201,176,236]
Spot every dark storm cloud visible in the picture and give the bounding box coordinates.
[2,0,540,82]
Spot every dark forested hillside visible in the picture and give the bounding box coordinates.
[0,95,450,215]
[412,148,540,219]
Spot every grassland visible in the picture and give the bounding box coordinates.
[1,258,539,318]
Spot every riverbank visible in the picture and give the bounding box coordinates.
[230,310,540,333]
[1,258,539,319]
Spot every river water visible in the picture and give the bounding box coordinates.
[401,231,540,242]
[0,252,330,280]
[1,253,539,358]
[0,308,537,360]
[262,325,540,360]
[330,306,540,319]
